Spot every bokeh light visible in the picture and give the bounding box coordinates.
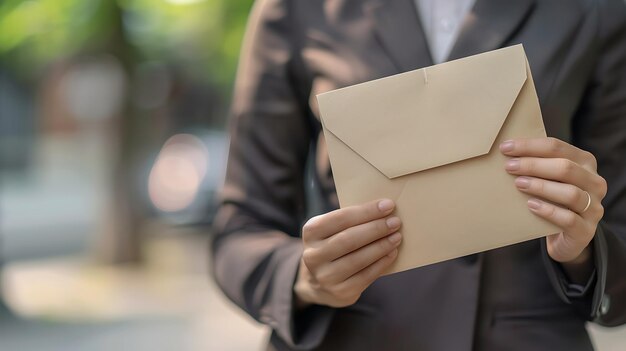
[148,133,209,212]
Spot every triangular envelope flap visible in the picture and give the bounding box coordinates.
[317,45,528,179]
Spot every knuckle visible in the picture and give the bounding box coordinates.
[547,137,562,153]
[596,176,608,197]
[558,159,574,178]
[302,217,322,237]
[563,212,577,229]
[545,204,557,219]
[566,187,582,205]
[584,151,598,167]
[302,248,320,268]
[546,244,566,262]
[592,205,605,222]
[597,205,605,220]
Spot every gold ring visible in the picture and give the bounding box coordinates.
[581,191,592,213]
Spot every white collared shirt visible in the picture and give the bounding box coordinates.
[415,0,476,63]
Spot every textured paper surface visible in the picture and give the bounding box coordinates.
[317,45,560,274]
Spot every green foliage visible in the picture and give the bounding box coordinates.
[119,0,253,86]
[0,0,254,90]
[0,0,114,75]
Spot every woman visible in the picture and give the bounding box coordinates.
[211,0,626,349]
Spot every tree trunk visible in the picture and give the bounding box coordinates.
[95,0,145,264]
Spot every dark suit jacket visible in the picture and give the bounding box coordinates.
[211,0,626,350]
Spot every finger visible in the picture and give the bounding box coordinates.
[316,232,402,284]
[505,157,595,191]
[334,248,398,299]
[303,199,395,241]
[514,177,592,214]
[526,198,591,240]
[499,137,592,167]
[318,216,401,261]
[303,216,400,267]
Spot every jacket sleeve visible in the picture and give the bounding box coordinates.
[544,0,626,326]
[210,0,334,348]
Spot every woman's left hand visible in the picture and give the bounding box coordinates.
[500,137,608,264]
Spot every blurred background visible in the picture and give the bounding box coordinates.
[0,0,624,350]
[0,0,269,350]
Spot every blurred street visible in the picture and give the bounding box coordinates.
[1,229,626,351]
[2,229,269,351]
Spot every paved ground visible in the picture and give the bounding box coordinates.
[1,231,625,351]
[2,231,268,351]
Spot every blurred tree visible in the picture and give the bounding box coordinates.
[0,0,253,96]
[0,0,253,265]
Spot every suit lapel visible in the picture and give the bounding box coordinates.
[448,0,536,61]
[365,0,433,72]
[365,0,536,72]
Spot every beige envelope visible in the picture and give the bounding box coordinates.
[316,44,561,274]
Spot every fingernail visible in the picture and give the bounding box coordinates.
[388,232,402,244]
[528,198,542,210]
[506,158,520,171]
[515,176,531,189]
[386,217,401,229]
[387,249,398,258]
[500,140,514,153]
[378,199,394,212]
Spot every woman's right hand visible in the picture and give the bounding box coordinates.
[294,199,402,308]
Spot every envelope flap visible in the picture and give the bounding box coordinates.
[317,45,528,179]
